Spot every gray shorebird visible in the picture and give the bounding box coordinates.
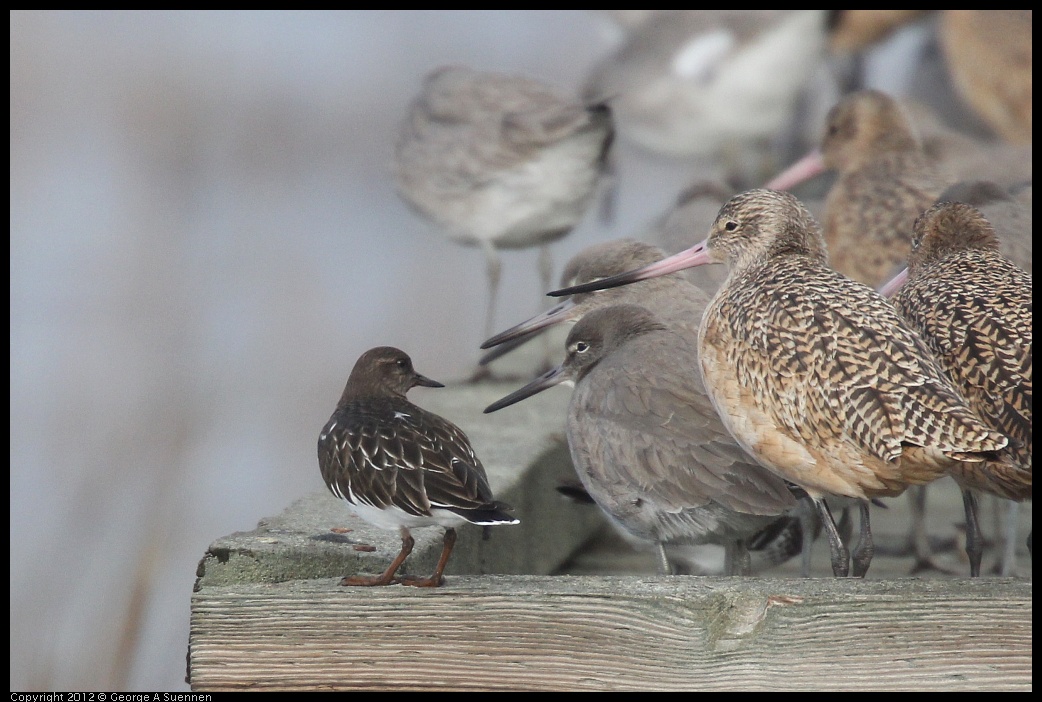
[318,346,518,587]
[549,189,1009,578]
[485,303,800,576]
[881,201,1032,575]
[394,65,614,377]
[482,237,850,575]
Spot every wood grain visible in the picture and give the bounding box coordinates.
[189,575,1031,691]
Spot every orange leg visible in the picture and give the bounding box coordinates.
[400,528,457,588]
[340,528,414,587]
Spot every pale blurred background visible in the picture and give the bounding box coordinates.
[10,10,1026,691]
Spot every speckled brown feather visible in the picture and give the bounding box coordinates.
[699,190,1007,500]
[817,90,952,288]
[889,202,1032,500]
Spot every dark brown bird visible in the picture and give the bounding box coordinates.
[766,88,951,290]
[318,346,518,587]
[550,189,1009,578]
[485,303,800,576]
[881,201,1032,575]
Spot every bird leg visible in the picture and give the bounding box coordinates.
[962,489,983,577]
[399,527,457,588]
[483,241,503,344]
[851,500,874,578]
[467,243,503,383]
[815,498,850,577]
[797,500,819,577]
[724,540,752,576]
[996,499,1019,576]
[340,527,414,586]
[655,543,674,575]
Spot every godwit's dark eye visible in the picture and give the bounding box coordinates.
[574,341,590,354]
[724,220,738,232]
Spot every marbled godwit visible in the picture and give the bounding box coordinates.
[394,65,614,377]
[881,201,1032,576]
[549,189,1009,577]
[318,347,518,587]
[485,303,800,575]
[766,88,951,290]
[766,89,957,569]
[936,180,1032,274]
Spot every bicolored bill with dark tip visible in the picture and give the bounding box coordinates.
[549,239,713,297]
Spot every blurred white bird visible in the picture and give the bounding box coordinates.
[394,65,615,379]
[583,10,833,186]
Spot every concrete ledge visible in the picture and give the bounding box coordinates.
[194,379,609,590]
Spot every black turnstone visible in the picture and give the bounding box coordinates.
[319,346,518,587]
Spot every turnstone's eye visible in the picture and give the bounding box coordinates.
[396,358,408,370]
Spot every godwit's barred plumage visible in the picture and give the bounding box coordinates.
[485,304,800,576]
[481,239,806,574]
[550,189,1009,577]
[766,88,956,572]
[318,347,518,587]
[767,88,951,290]
[882,202,1032,574]
[936,180,1032,274]
[394,65,614,376]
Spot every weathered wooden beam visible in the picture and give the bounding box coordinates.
[189,575,1031,691]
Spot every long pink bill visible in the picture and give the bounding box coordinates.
[878,266,910,298]
[764,149,826,191]
[548,239,713,297]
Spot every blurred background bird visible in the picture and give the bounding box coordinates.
[583,10,837,189]
[394,64,615,380]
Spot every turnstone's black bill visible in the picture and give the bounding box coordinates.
[319,346,518,587]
